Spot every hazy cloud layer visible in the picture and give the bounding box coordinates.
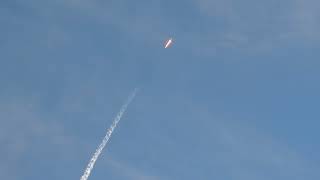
[1,0,319,179]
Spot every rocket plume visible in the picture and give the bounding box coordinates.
[80,88,138,180]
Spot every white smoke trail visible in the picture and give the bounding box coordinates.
[80,88,139,180]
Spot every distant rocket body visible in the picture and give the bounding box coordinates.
[164,38,173,48]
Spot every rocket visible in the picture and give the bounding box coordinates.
[164,38,173,48]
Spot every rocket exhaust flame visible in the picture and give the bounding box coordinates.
[80,88,138,180]
[164,38,173,48]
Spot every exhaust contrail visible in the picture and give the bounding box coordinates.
[80,88,139,180]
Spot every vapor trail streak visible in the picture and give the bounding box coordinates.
[80,88,138,180]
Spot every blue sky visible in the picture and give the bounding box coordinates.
[1,0,320,179]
